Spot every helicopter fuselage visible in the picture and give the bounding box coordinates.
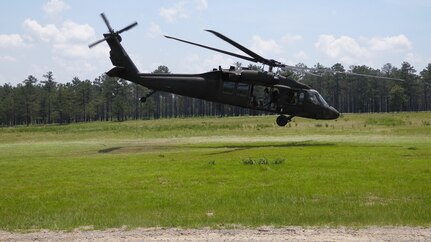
[109,65,339,121]
[95,17,339,126]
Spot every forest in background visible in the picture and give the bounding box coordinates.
[0,61,430,126]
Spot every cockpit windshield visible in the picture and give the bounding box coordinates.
[317,93,329,107]
[309,90,329,107]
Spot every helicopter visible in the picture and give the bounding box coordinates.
[89,14,398,126]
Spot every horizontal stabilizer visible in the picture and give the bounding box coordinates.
[106,66,126,77]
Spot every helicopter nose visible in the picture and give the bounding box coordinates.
[320,106,340,120]
[327,107,340,119]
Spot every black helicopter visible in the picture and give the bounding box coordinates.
[89,14,344,126]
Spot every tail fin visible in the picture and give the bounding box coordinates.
[89,13,140,82]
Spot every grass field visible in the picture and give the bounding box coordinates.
[0,112,430,230]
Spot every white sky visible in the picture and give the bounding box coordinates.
[1,0,430,85]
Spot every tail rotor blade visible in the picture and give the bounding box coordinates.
[101,13,114,33]
[88,37,108,48]
[117,22,138,34]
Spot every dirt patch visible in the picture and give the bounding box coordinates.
[1,227,430,241]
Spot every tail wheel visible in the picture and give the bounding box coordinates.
[140,90,156,103]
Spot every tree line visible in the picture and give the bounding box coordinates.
[0,62,430,126]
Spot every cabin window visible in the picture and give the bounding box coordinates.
[252,85,266,107]
[237,83,249,96]
[223,81,235,94]
[251,85,279,110]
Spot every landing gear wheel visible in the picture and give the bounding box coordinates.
[276,115,293,127]
[276,115,288,127]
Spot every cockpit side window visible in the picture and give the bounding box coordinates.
[308,90,330,107]
[309,93,319,105]
[298,92,305,104]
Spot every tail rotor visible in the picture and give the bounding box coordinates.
[89,13,138,48]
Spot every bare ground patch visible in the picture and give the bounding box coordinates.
[1,227,430,241]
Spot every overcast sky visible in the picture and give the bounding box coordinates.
[1,0,430,85]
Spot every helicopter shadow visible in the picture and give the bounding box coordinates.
[203,140,336,155]
[98,147,122,153]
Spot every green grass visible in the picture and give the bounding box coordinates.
[0,112,430,230]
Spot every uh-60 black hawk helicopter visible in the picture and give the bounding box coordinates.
[89,14,399,126]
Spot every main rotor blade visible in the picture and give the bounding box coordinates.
[101,13,114,33]
[336,71,404,81]
[281,65,309,72]
[117,22,138,34]
[164,35,257,63]
[281,64,405,81]
[282,64,323,77]
[205,30,278,66]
